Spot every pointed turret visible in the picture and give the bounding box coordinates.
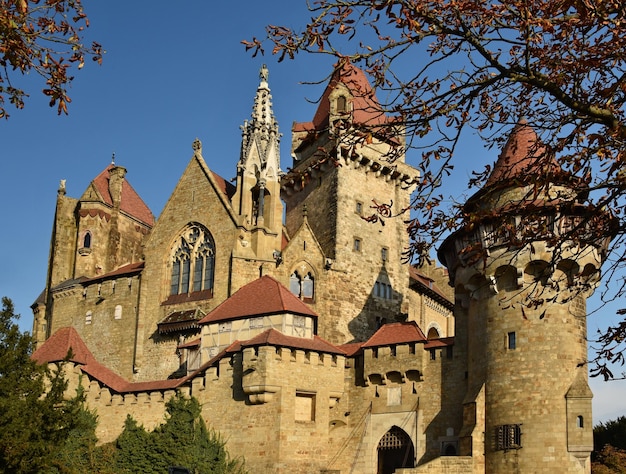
[438,122,615,472]
[233,65,283,229]
[231,66,284,263]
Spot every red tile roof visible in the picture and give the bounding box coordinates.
[362,321,427,348]
[338,342,364,357]
[91,165,155,226]
[424,336,455,349]
[293,62,396,134]
[210,171,236,199]
[32,326,95,365]
[240,328,346,355]
[485,120,559,187]
[198,275,318,324]
[33,327,184,393]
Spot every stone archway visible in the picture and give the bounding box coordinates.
[377,426,415,474]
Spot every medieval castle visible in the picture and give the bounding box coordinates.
[31,63,610,473]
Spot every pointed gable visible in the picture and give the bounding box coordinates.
[362,321,427,348]
[89,164,154,226]
[198,275,318,324]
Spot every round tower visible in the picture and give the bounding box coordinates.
[438,121,615,473]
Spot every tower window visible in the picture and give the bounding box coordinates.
[507,332,516,350]
[495,424,522,450]
[355,201,363,215]
[336,95,347,113]
[83,231,92,249]
[353,238,362,252]
[170,224,215,296]
[577,415,584,428]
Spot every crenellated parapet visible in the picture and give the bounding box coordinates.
[240,345,345,405]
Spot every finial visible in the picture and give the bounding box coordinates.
[260,64,269,83]
[58,179,66,196]
[303,203,308,218]
[192,138,202,154]
[111,152,115,165]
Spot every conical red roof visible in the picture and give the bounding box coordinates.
[485,120,559,187]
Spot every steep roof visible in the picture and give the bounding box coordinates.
[485,120,560,187]
[91,164,155,226]
[362,321,427,348]
[210,170,236,200]
[32,326,95,365]
[293,62,395,134]
[198,275,318,324]
[33,327,183,393]
[241,328,346,355]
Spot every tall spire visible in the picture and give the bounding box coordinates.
[239,64,281,173]
[232,65,284,240]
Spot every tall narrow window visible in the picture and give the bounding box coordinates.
[508,332,516,350]
[83,232,92,249]
[170,224,216,296]
[336,95,347,113]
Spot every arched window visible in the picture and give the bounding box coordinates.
[83,231,92,249]
[290,270,315,302]
[427,327,440,340]
[170,224,215,296]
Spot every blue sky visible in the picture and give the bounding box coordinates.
[1,1,623,422]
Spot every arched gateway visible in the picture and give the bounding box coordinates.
[377,426,415,474]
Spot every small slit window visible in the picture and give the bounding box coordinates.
[576,415,584,428]
[353,238,362,252]
[508,332,516,350]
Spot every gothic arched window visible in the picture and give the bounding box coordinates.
[290,270,315,302]
[170,224,215,296]
[83,231,92,249]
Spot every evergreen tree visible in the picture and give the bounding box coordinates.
[0,297,91,473]
[594,416,626,453]
[114,394,246,474]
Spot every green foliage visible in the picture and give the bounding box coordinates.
[114,394,246,474]
[0,297,100,473]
